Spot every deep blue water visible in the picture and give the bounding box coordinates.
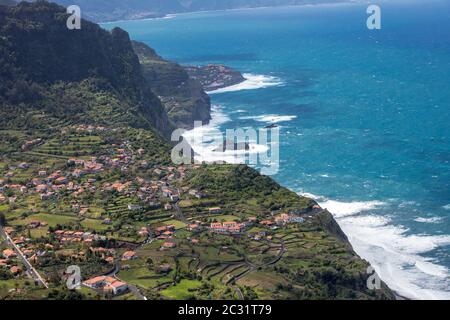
[102,0,450,299]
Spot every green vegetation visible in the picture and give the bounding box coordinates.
[0,1,394,301]
[161,279,202,299]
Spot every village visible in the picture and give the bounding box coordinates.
[0,125,329,300]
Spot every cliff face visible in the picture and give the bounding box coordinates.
[132,41,211,130]
[0,1,172,136]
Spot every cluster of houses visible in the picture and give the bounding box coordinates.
[153,225,176,240]
[259,214,305,229]
[90,247,115,264]
[71,124,107,133]
[1,227,52,272]
[52,229,106,245]
[274,213,305,225]
[28,220,48,229]
[205,210,308,236]
[0,248,23,276]
[209,221,246,234]
[1,140,196,216]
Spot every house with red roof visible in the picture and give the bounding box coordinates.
[83,276,128,295]
[121,251,137,261]
[162,242,176,249]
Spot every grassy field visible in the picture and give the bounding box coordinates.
[10,213,79,227]
[119,266,173,290]
[161,279,202,299]
[81,218,110,232]
[160,219,187,230]
[209,215,240,222]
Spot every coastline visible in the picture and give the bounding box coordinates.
[100,1,450,299]
[99,1,360,25]
[187,74,420,300]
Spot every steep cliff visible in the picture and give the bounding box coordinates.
[0,1,172,136]
[132,41,211,130]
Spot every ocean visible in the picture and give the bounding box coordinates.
[102,0,450,299]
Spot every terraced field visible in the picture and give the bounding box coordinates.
[31,135,106,158]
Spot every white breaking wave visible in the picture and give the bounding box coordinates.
[298,192,450,300]
[414,217,443,224]
[182,105,269,164]
[319,199,386,218]
[206,73,283,94]
[443,204,450,210]
[239,114,297,124]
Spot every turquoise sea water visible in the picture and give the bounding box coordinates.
[102,0,450,299]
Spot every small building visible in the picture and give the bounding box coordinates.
[188,224,199,231]
[28,220,41,229]
[208,207,222,214]
[2,249,17,259]
[138,227,149,236]
[83,276,128,295]
[260,220,274,227]
[18,163,29,169]
[10,266,22,275]
[127,204,142,211]
[105,257,115,264]
[121,251,137,261]
[162,242,176,249]
[162,188,173,197]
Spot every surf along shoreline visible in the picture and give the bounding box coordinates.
[99,6,447,300]
[181,72,414,300]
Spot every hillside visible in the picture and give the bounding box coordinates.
[0,1,172,136]
[52,0,347,22]
[0,1,395,300]
[132,41,211,129]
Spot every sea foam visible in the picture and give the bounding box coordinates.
[182,105,270,164]
[299,192,450,300]
[239,114,297,124]
[414,217,443,224]
[206,73,283,94]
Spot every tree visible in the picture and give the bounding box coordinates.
[0,212,6,226]
[146,257,154,269]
